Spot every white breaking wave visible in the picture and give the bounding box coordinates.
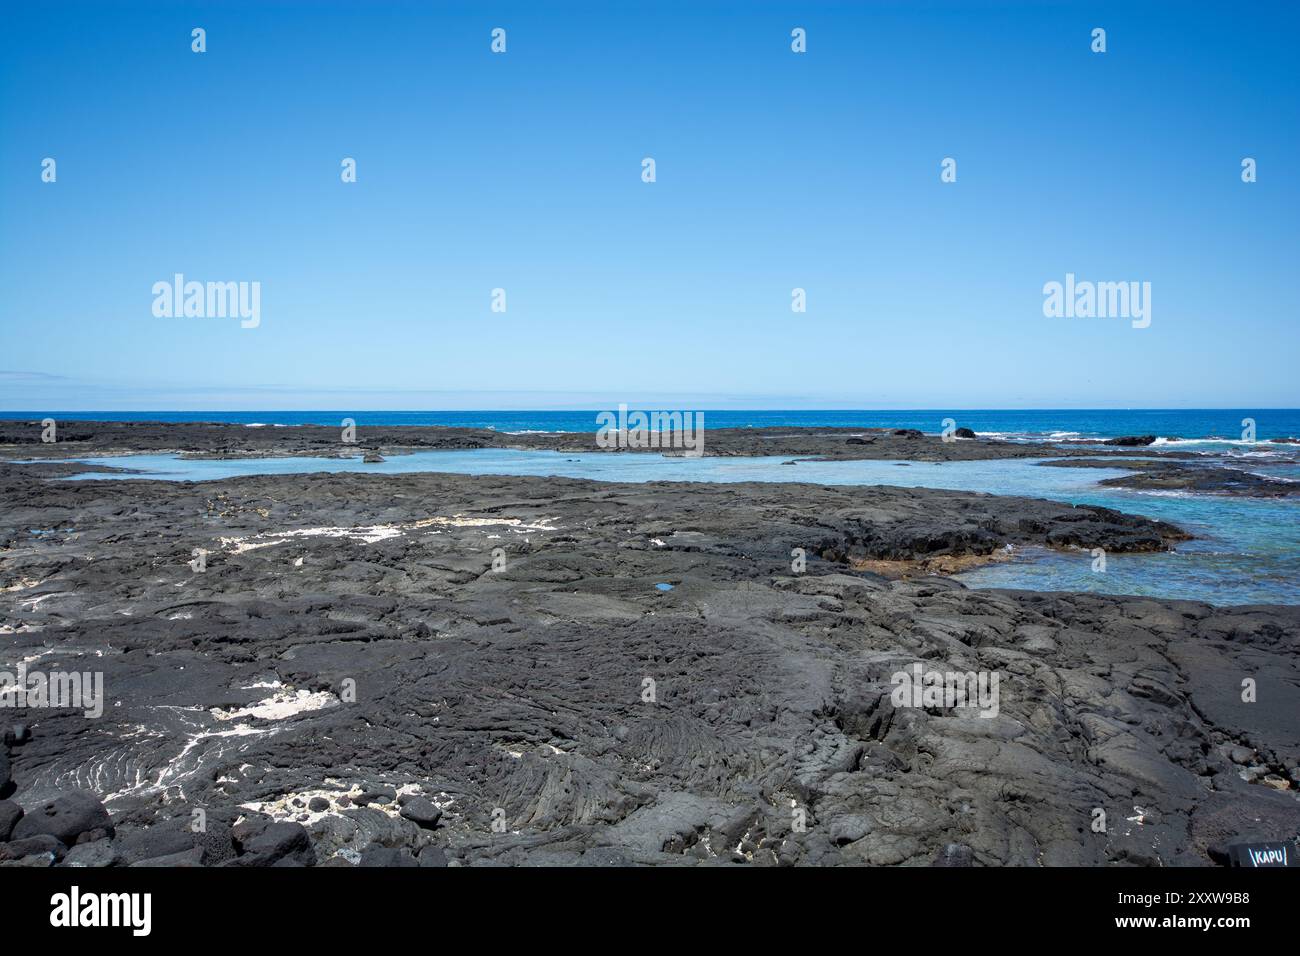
[1150,437,1259,447]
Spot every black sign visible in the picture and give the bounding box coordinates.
[1228,841,1298,867]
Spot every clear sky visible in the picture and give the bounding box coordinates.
[1,0,1296,410]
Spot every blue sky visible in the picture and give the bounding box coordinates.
[1,0,1296,410]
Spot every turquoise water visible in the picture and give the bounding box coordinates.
[60,449,1127,488]
[53,450,1299,606]
[10,408,1300,442]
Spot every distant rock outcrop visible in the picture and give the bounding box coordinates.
[1104,434,1156,446]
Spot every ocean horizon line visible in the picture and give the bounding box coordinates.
[5,408,1300,443]
[4,407,1299,415]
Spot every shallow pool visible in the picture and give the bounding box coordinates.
[48,449,1300,606]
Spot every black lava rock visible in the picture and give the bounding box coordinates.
[116,823,198,865]
[1104,434,1156,446]
[417,845,449,867]
[11,790,113,845]
[359,845,418,867]
[398,796,442,830]
[237,821,316,866]
[0,834,67,863]
[130,847,206,867]
[60,838,119,867]
[0,800,20,842]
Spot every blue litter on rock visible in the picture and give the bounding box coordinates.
[655,583,674,591]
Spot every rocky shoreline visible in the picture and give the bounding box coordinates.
[1037,457,1299,497]
[1,425,1298,867]
[2,418,1092,461]
[4,419,1293,498]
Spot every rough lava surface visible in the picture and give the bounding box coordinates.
[0,425,1297,867]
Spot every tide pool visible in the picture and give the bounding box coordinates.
[52,449,1299,606]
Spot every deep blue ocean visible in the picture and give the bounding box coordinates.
[9,408,1300,443]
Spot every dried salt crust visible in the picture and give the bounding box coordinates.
[98,687,342,803]
[210,688,339,722]
[218,514,558,554]
[238,780,459,862]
